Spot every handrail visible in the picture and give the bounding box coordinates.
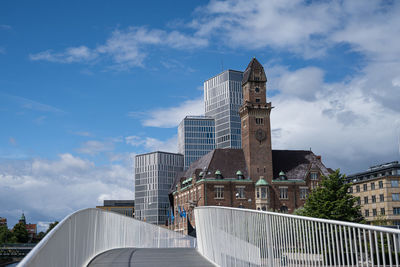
[196,205,400,235]
[18,208,195,267]
[195,206,400,267]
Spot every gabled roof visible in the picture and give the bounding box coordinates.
[169,149,249,192]
[272,150,331,180]
[170,148,332,192]
[242,57,267,85]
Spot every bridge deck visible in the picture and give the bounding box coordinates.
[87,248,215,267]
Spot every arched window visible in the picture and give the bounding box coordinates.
[280,206,288,213]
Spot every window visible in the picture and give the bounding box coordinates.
[372,195,376,203]
[357,198,361,205]
[379,181,384,189]
[392,180,399,187]
[371,182,375,190]
[365,210,369,217]
[214,186,224,199]
[255,118,264,125]
[300,188,308,200]
[279,187,288,199]
[394,207,400,215]
[363,184,368,191]
[236,186,245,199]
[280,206,288,213]
[310,172,318,180]
[380,194,384,202]
[256,188,260,199]
[261,187,267,199]
[373,209,377,216]
[364,196,368,204]
[393,193,400,201]
[356,185,360,192]
[255,87,260,93]
[255,98,260,103]
[348,187,353,193]
[381,208,385,215]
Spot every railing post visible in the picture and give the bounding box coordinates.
[266,213,274,267]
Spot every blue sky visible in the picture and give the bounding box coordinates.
[1,0,400,230]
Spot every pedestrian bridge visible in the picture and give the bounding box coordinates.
[18,207,400,266]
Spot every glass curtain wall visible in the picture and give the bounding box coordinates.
[204,70,243,149]
[134,152,183,224]
[178,116,215,170]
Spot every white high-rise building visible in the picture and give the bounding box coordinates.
[134,151,183,224]
[204,70,243,149]
[178,116,215,170]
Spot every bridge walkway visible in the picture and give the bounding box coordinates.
[87,248,215,267]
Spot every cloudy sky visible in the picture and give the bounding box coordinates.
[1,0,400,229]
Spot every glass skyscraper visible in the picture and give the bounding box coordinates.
[204,70,244,149]
[134,151,183,224]
[178,116,215,170]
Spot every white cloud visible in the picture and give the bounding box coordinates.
[140,97,204,128]
[125,135,178,153]
[29,46,97,63]
[77,140,114,155]
[30,27,207,69]
[268,66,324,101]
[0,153,133,227]
[269,64,400,173]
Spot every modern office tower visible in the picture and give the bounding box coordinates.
[96,200,135,217]
[134,151,183,224]
[204,70,244,149]
[178,116,216,170]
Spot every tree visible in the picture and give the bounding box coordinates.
[0,225,14,244]
[12,222,29,243]
[296,170,364,223]
[45,221,59,234]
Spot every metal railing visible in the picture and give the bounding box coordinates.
[195,206,400,267]
[18,208,195,267]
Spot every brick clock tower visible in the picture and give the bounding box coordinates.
[239,58,274,183]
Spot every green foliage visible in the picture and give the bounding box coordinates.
[0,225,14,244]
[46,221,59,234]
[296,169,364,223]
[12,222,29,243]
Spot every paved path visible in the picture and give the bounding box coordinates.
[87,248,215,267]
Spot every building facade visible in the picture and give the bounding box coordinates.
[96,200,135,217]
[135,151,183,224]
[347,161,400,225]
[170,58,331,234]
[178,116,215,170]
[204,70,243,149]
[0,217,6,227]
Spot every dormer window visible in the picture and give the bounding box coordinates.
[279,171,287,180]
[310,172,318,180]
[215,170,222,179]
[236,170,244,179]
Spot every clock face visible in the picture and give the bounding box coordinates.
[255,129,266,142]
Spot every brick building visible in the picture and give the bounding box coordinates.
[169,58,331,234]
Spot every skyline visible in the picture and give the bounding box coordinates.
[1,0,400,229]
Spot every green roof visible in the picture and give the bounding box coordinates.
[255,178,268,186]
[279,171,285,176]
[215,170,221,175]
[199,171,204,177]
[236,170,243,175]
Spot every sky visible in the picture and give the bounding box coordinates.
[1,0,400,230]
